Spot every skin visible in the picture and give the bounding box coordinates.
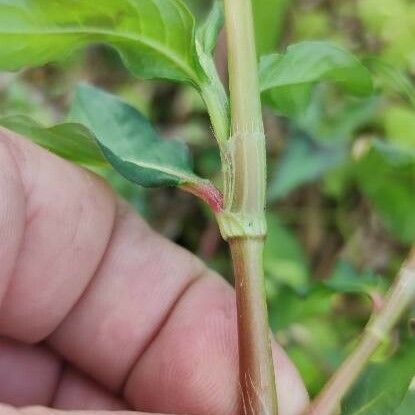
[0,128,309,415]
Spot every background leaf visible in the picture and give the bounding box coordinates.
[268,130,347,200]
[342,339,415,415]
[0,0,205,85]
[356,139,415,243]
[325,260,385,297]
[252,0,292,55]
[394,380,415,415]
[259,41,373,116]
[268,92,378,201]
[365,57,415,107]
[264,214,309,292]
[384,105,415,150]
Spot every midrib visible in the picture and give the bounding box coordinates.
[124,157,197,184]
[1,27,199,83]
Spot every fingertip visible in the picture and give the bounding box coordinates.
[272,341,310,415]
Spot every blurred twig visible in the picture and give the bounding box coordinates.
[307,246,415,415]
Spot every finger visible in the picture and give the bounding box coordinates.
[0,339,127,411]
[272,342,310,415]
[125,275,309,415]
[0,138,25,306]
[0,338,60,407]
[52,367,127,410]
[48,203,204,392]
[0,130,116,343]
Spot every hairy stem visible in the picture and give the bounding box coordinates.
[230,239,278,415]
[221,0,277,414]
[307,247,415,415]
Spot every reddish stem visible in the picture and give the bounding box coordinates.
[181,182,224,213]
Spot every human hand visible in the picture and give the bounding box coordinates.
[0,129,309,415]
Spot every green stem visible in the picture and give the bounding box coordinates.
[221,0,277,414]
[219,0,267,236]
[307,247,415,415]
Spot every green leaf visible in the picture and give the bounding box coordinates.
[0,115,153,214]
[297,91,379,144]
[197,1,224,54]
[343,339,415,415]
[253,0,292,55]
[259,41,373,116]
[268,91,378,201]
[1,84,214,199]
[365,57,415,107]
[326,260,385,297]
[0,114,106,167]
[0,0,205,85]
[356,139,415,243]
[394,380,415,415]
[69,84,201,187]
[268,284,332,331]
[268,131,347,200]
[385,105,415,150]
[264,214,309,292]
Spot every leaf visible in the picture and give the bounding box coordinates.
[0,114,154,214]
[384,105,415,150]
[0,114,106,167]
[356,139,415,243]
[259,41,373,116]
[69,84,202,187]
[264,214,309,292]
[268,130,347,200]
[394,380,415,415]
[297,90,379,144]
[325,260,386,297]
[268,90,378,201]
[1,85,221,209]
[357,0,415,71]
[343,339,415,415]
[268,285,332,331]
[0,0,205,85]
[253,0,292,55]
[197,1,224,54]
[365,57,415,107]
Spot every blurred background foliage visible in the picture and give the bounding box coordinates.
[0,0,414,399]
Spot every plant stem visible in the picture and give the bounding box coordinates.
[221,0,278,414]
[229,238,278,415]
[307,247,415,415]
